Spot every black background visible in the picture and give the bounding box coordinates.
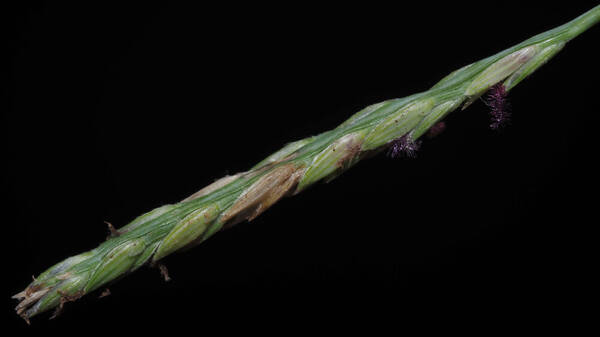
[5,1,599,333]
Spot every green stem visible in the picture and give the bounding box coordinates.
[14,5,600,323]
[563,4,600,40]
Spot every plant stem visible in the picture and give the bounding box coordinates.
[14,5,600,323]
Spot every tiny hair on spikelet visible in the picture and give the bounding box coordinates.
[485,84,511,129]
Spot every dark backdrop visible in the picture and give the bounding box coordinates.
[5,1,599,333]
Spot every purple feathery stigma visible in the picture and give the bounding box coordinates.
[426,121,446,138]
[387,134,421,158]
[485,83,511,129]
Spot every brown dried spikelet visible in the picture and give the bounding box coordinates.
[220,163,305,227]
[182,173,242,202]
[14,287,49,318]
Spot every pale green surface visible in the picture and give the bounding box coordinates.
[14,5,600,321]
